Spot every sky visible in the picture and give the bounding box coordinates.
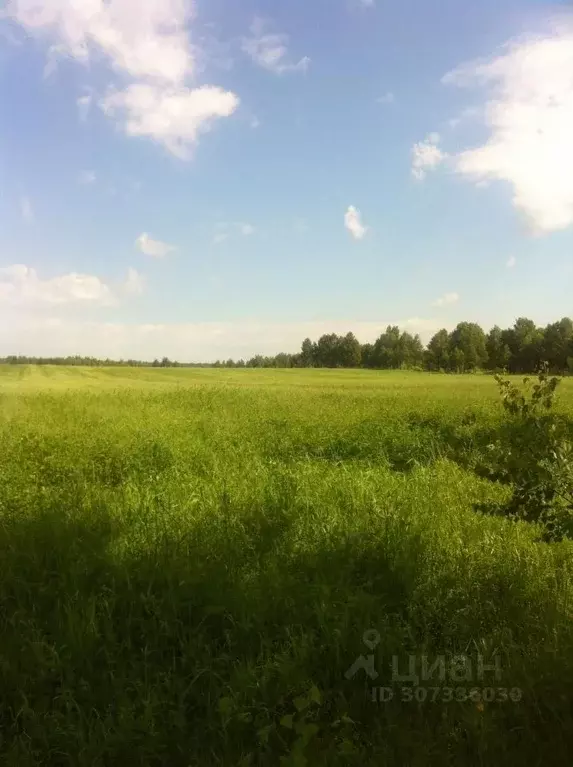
[0,0,572,361]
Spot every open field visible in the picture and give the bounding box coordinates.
[1,366,573,765]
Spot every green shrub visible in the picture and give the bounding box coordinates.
[476,366,573,540]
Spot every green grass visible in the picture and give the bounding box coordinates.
[1,366,573,765]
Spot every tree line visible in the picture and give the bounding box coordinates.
[2,317,573,374]
[230,317,573,373]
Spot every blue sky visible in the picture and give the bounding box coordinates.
[0,0,572,361]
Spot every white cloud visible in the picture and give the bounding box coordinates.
[411,133,447,180]
[7,0,239,157]
[242,18,310,75]
[344,205,368,240]
[0,317,447,361]
[124,267,145,296]
[443,24,573,233]
[377,91,394,104]
[79,170,96,185]
[0,264,115,306]
[432,292,459,307]
[239,223,255,236]
[135,233,175,258]
[20,196,34,222]
[7,0,195,82]
[506,255,517,268]
[101,83,239,158]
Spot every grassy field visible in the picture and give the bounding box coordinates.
[1,366,573,765]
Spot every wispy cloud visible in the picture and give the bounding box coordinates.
[432,292,459,307]
[124,267,145,296]
[242,18,310,75]
[20,196,34,223]
[377,91,394,104]
[506,255,517,268]
[77,91,93,122]
[344,205,368,240]
[135,233,175,258]
[213,222,256,244]
[79,170,96,185]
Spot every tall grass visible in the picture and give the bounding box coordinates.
[1,367,573,765]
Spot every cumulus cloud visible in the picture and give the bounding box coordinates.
[411,133,447,180]
[6,0,195,82]
[0,264,147,307]
[242,18,310,75]
[432,292,459,307]
[0,264,115,306]
[135,233,175,258]
[344,205,368,240]
[6,0,239,157]
[101,84,239,159]
[0,317,447,361]
[443,23,573,233]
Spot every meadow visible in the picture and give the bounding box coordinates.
[1,365,573,765]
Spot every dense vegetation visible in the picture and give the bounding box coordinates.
[4,316,573,374]
[1,365,573,765]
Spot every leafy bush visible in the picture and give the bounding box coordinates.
[476,366,573,541]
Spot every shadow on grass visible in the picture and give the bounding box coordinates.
[265,411,503,474]
[1,496,573,766]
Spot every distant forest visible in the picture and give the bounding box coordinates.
[3,317,573,374]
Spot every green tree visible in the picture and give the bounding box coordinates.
[274,353,293,368]
[372,326,402,368]
[425,329,450,371]
[543,318,573,373]
[338,332,362,368]
[448,322,487,371]
[359,343,373,368]
[503,318,544,373]
[486,325,511,371]
[398,332,424,368]
[315,334,342,368]
[450,347,465,373]
[300,338,316,367]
